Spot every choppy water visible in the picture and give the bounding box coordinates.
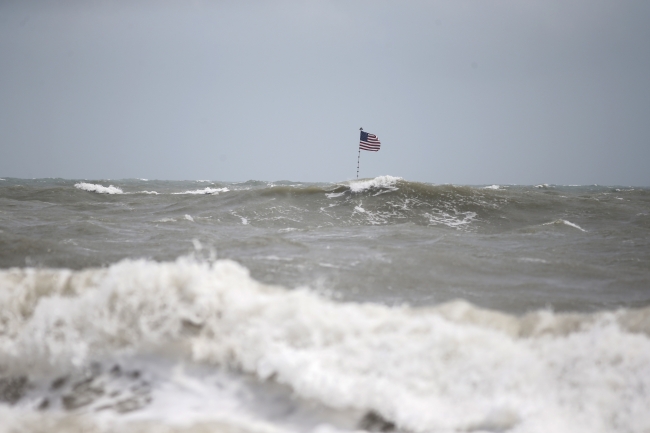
[1,176,649,433]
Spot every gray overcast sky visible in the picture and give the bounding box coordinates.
[1,0,649,185]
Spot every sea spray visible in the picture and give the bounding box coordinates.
[1,258,649,432]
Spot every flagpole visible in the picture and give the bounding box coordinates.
[357,127,362,178]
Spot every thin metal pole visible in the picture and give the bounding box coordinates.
[357,127,363,179]
[356,147,361,179]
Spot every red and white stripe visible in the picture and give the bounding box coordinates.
[359,134,381,151]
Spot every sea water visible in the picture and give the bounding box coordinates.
[0,176,649,432]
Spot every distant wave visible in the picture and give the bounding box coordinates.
[349,175,402,193]
[73,183,227,195]
[63,176,607,232]
[74,182,123,194]
[172,187,229,195]
[543,219,588,232]
[50,177,650,232]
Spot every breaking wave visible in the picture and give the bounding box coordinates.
[543,219,588,232]
[1,258,649,432]
[74,183,124,194]
[172,187,230,195]
[348,175,402,193]
[52,176,646,232]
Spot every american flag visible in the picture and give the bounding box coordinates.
[359,131,381,151]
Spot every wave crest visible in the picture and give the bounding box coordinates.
[172,187,229,195]
[74,183,123,194]
[348,175,402,193]
[1,258,649,432]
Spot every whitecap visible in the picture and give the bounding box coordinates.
[517,257,548,264]
[184,214,194,222]
[129,190,159,195]
[258,255,293,261]
[425,210,477,229]
[542,219,587,232]
[1,260,649,432]
[154,218,176,223]
[172,187,229,195]
[349,175,402,193]
[230,212,249,225]
[74,182,123,194]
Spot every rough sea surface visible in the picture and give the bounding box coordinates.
[0,176,649,433]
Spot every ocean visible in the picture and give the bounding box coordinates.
[0,176,649,433]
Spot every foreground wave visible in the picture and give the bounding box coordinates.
[1,257,649,433]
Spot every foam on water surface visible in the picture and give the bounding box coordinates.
[74,183,124,194]
[172,187,229,195]
[348,175,402,193]
[543,219,588,232]
[1,258,649,433]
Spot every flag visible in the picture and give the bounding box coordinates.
[359,131,381,151]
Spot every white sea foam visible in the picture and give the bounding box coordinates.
[172,187,229,195]
[154,218,176,223]
[230,212,249,225]
[349,175,402,193]
[1,259,649,433]
[543,219,587,232]
[184,214,194,222]
[483,185,501,190]
[74,183,124,194]
[517,257,548,264]
[325,192,345,198]
[425,210,477,229]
